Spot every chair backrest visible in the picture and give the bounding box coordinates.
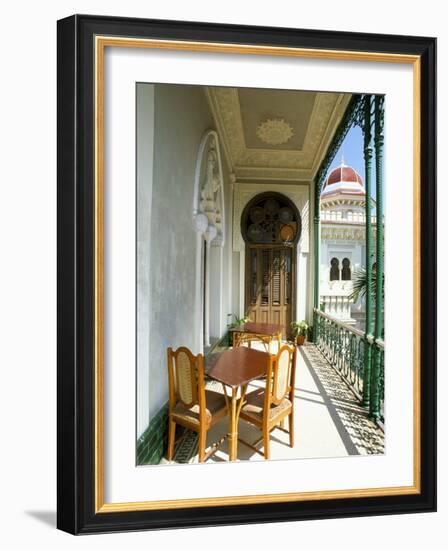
[167,347,206,412]
[235,333,269,352]
[265,344,297,407]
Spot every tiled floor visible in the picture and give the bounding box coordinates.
[160,343,384,465]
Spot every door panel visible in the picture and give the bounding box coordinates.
[245,246,295,338]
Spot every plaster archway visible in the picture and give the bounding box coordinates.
[192,130,226,350]
[232,182,310,322]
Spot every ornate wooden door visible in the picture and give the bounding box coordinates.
[241,192,301,338]
[245,245,294,337]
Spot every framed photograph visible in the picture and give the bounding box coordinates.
[57,14,436,534]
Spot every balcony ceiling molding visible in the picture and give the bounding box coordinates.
[205,87,352,182]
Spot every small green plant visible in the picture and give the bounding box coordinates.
[227,314,250,329]
[226,314,250,346]
[291,320,309,338]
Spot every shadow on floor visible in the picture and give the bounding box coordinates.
[298,346,360,455]
[298,345,384,455]
[25,510,56,528]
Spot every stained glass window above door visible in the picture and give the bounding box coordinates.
[242,193,301,244]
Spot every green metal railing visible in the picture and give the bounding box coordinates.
[375,337,385,424]
[314,309,384,424]
[311,93,384,426]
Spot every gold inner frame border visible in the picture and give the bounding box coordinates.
[94,35,421,513]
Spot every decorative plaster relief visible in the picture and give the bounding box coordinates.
[193,130,225,247]
[209,88,342,170]
[321,226,377,241]
[256,118,294,146]
[193,212,209,234]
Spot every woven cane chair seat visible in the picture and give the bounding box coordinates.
[172,390,227,427]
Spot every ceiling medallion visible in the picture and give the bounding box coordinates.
[256,118,294,146]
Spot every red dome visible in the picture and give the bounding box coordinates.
[326,164,363,187]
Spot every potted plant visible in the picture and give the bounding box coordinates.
[226,314,250,346]
[291,320,309,346]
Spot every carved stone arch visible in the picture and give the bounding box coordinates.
[192,130,226,352]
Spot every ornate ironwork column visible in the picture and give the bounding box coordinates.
[361,95,374,408]
[370,95,385,420]
[311,94,363,344]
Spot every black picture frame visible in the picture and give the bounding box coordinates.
[57,14,436,534]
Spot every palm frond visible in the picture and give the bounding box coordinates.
[349,268,367,302]
[349,267,383,303]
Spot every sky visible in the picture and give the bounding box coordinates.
[323,125,380,200]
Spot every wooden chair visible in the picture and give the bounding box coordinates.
[238,344,297,459]
[167,346,228,463]
[233,332,270,352]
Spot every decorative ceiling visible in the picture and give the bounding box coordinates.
[205,87,352,182]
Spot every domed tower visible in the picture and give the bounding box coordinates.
[321,157,366,218]
[320,158,373,326]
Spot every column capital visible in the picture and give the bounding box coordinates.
[211,234,224,248]
[204,224,217,245]
[193,212,208,234]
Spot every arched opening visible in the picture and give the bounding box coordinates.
[341,257,351,280]
[330,257,340,281]
[241,192,301,337]
[193,130,225,352]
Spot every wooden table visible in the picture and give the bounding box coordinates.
[205,346,270,461]
[229,322,283,352]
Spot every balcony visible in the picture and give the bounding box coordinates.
[159,322,385,465]
[321,209,377,224]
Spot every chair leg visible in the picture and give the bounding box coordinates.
[167,418,176,461]
[289,412,294,448]
[199,427,206,463]
[263,426,270,460]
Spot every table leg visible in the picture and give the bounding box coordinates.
[228,384,248,461]
[228,387,238,461]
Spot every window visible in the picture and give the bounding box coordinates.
[330,257,340,281]
[342,258,351,280]
[250,249,257,305]
[242,193,301,245]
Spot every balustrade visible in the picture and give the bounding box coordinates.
[314,308,384,424]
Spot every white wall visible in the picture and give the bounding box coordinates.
[142,84,214,426]
[137,85,234,432]
[321,239,364,282]
[0,2,445,549]
[136,84,155,437]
